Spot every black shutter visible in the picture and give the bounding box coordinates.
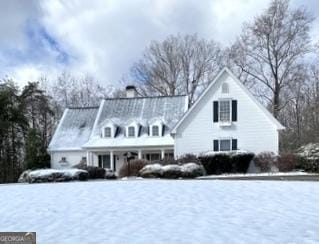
[213,101,219,122]
[232,100,237,122]
[213,140,219,151]
[232,139,237,150]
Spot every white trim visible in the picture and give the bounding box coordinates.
[218,98,232,126]
[171,67,285,134]
[47,108,69,152]
[103,126,112,138]
[225,67,285,130]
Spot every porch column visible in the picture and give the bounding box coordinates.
[91,152,94,166]
[110,151,114,171]
[138,150,142,159]
[86,151,90,165]
[161,149,165,160]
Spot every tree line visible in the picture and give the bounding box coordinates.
[0,0,318,183]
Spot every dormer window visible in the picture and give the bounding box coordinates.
[128,126,135,137]
[104,127,112,138]
[152,125,159,136]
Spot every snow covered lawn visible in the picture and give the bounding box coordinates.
[1,180,319,243]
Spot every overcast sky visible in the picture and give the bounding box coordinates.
[0,0,318,88]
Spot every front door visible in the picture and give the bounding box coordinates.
[98,155,111,169]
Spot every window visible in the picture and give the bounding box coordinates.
[61,157,66,162]
[128,126,135,137]
[219,100,231,123]
[220,139,231,151]
[104,127,111,137]
[98,155,111,168]
[81,157,87,162]
[214,139,238,152]
[152,125,159,136]
[221,83,229,93]
[145,153,161,161]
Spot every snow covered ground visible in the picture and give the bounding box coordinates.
[1,180,319,244]
[198,171,316,179]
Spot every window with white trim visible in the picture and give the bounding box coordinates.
[219,100,231,123]
[128,126,135,137]
[152,125,159,136]
[104,127,112,137]
[214,138,237,152]
[220,139,231,151]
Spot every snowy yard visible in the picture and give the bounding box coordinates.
[1,180,319,244]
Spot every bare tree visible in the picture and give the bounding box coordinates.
[130,34,224,104]
[229,0,314,118]
[49,72,113,118]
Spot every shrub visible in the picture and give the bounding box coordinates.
[199,154,231,175]
[181,163,206,178]
[232,153,255,173]
[199,152,254,175]
[119,159,149,178]
[254,152,277,172]
[162,165,182,179]
[296,156,319,173]
[86,166,106,179]
[139,164,163,178]
[73,162,106,179]
[275,153,297,172]
[176,154,201,165]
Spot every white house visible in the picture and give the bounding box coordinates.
[48,67,284,173]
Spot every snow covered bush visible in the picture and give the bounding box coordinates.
[105,169,117,179]
[162,165,182,179]
[139,164,163,178]
[254,152,277,172]
[73,163,108,179]
[297,143,319,172]
[119,159,149,178]
[18,169,89,183]
[199,152,254,175]
[181,163,206,178]
[139,163,206,179]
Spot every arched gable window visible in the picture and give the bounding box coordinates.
[221,82,229,94]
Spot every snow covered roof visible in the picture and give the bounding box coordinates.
[48,107,99,151]
[84,95,188,148]
[98,95,188,128]
[49,95,188,151]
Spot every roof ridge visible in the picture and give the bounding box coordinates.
[67,106,99,109]
[103,94,187,101]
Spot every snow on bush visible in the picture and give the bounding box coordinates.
[162,165,182,179]
[139,164,163,178]
[18,169,89,183]
[297,143,319,172]
[181,163,206,178]
[139,163,205,179]
[298,143,319,160]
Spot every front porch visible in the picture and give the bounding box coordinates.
[86,147,174,172]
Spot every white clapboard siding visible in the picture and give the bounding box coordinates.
[174,69,282,156]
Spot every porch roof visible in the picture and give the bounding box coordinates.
[82,134,174,149]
